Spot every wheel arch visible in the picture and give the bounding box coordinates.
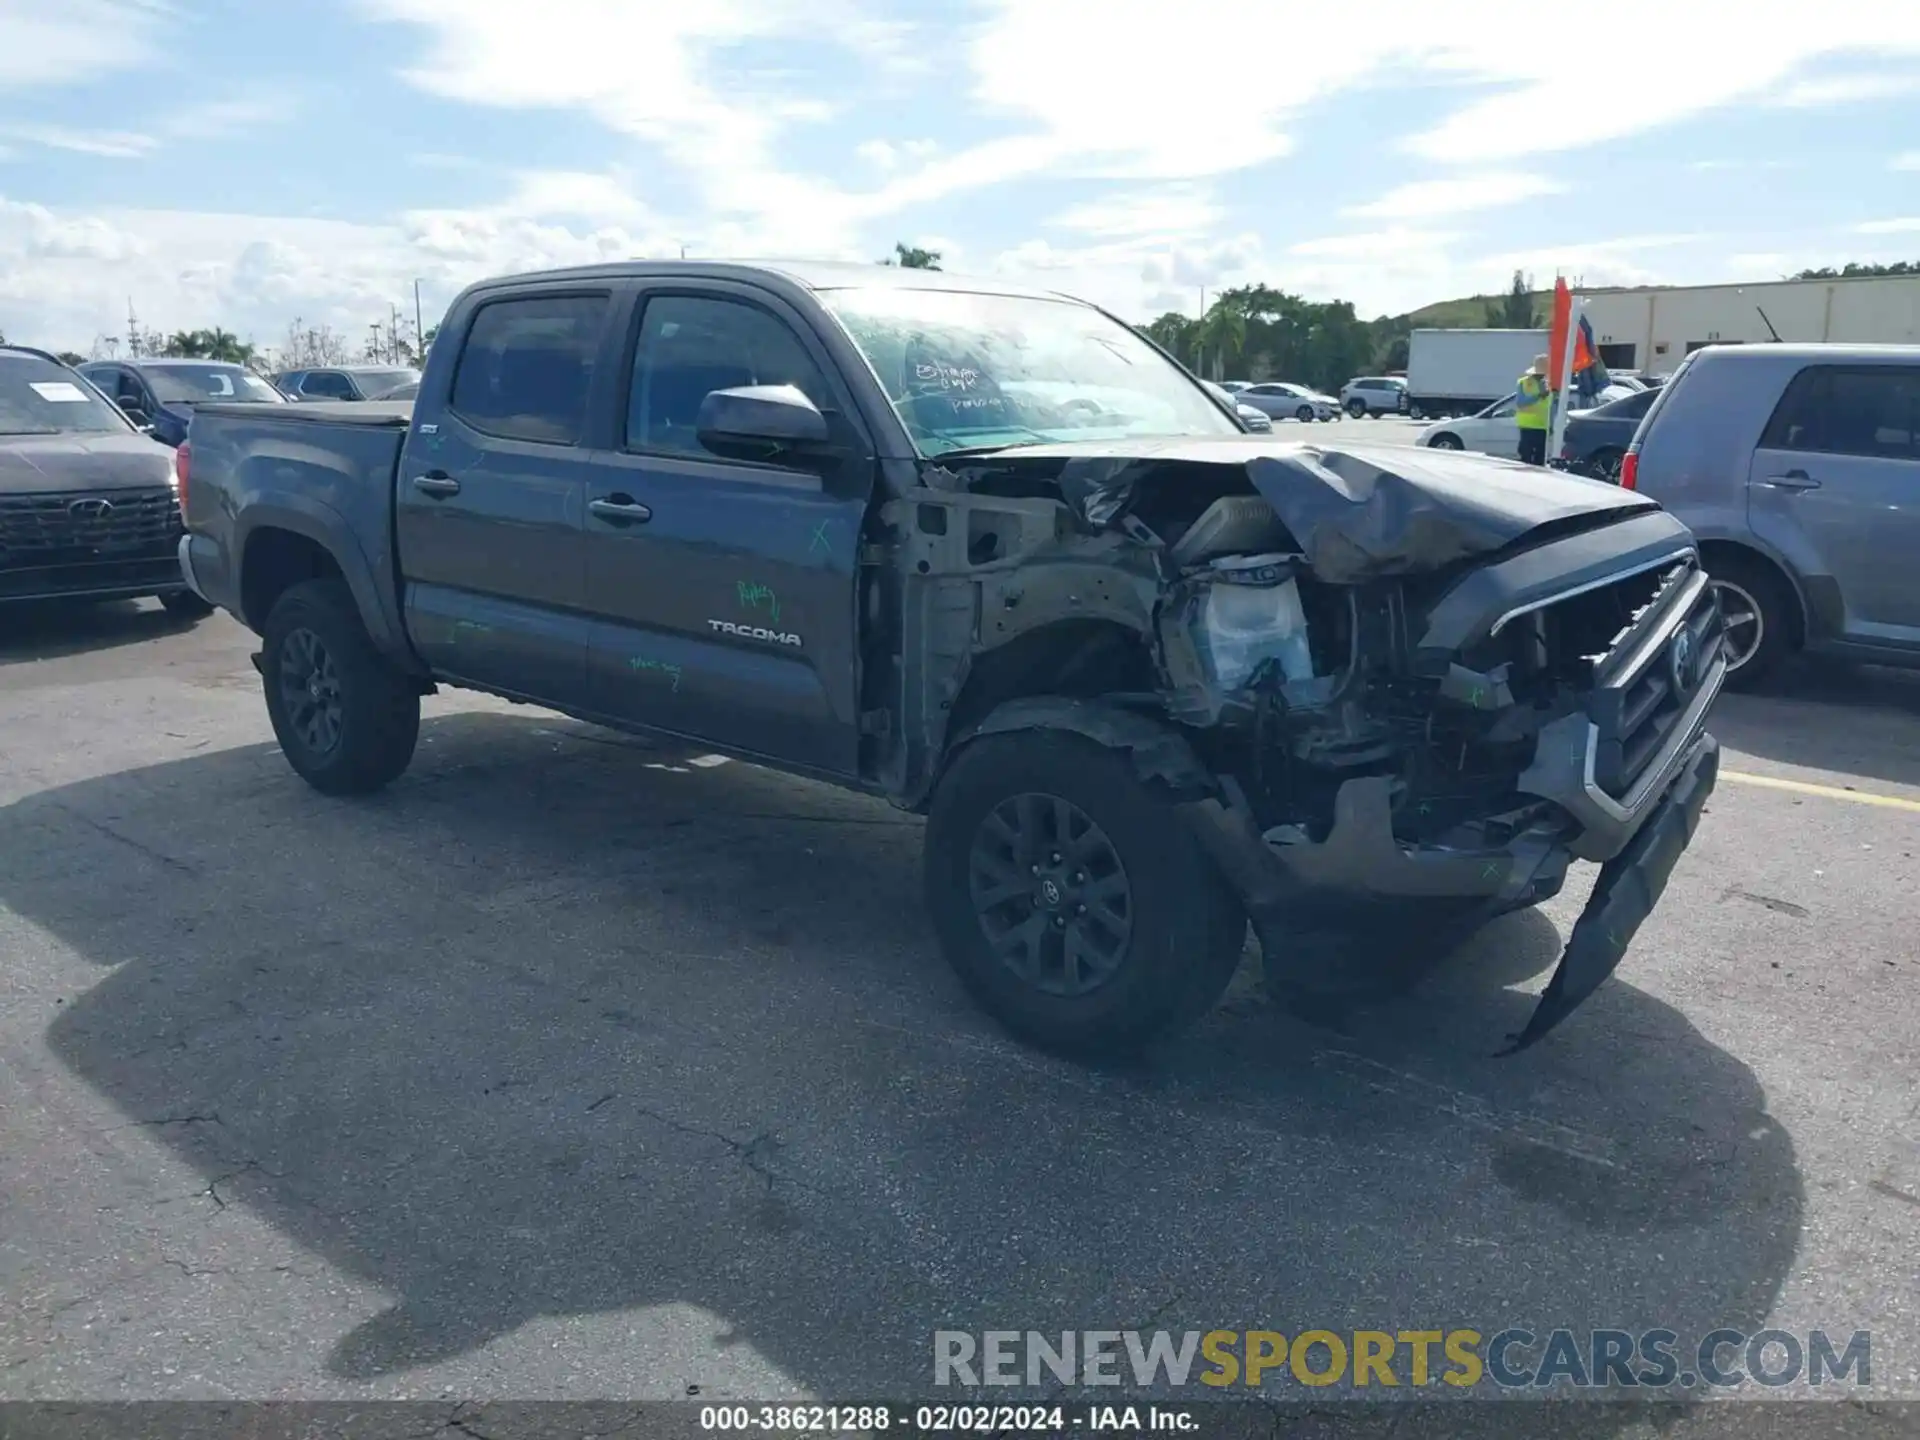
[1697,537,1808,651]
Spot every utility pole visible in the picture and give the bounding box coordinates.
[414,280,425,358]
[390,304,404,364]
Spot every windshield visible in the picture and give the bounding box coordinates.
[146,365,285,405]
[0,356,132,436]
[820,287,1240,457]
[360,369,421,398]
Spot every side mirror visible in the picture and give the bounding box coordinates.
[695,384,831,461]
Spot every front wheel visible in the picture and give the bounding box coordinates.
[925,730,1246,1057]
[1428,433,1464,451]
[1295,405,1314,423]
[261,579,421,795]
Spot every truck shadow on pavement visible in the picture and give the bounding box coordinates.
[1710,661,1920,791]
[15,709,1802,1403]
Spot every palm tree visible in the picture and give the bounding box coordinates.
[882,241,942,270]
[1194,300,1247,381]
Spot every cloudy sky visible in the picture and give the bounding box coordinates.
[3,0,1919,355]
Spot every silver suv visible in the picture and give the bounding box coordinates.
[1625,343,1920,688]
[1340,376,1406,418]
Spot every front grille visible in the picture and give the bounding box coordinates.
[0,487,181,567]
[1586,561,1724,799]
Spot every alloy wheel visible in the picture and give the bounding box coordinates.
[967,792,1133,997]
[1709,579,1764,673]
[278,626,345,755]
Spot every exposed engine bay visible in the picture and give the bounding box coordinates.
[873,438,1728,1052]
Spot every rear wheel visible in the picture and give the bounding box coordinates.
[261,579,420,795]
[925,730,1246,1057]
[1705,553,1796,690]
[1345,397,1367,418]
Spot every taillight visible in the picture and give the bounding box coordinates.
[175,441,190,514]
[1619,451,1638,490]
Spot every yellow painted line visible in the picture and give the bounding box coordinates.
[1722,769,1920,814]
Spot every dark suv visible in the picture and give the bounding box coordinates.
[271,366,421,403]
[0,347,210,615]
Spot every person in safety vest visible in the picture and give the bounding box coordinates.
[1515,353,1551,466]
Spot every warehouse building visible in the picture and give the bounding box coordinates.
[1579,273,1920,376]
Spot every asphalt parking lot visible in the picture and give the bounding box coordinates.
[3,582,1918,1414]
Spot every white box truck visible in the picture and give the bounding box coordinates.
[1405,328,1548,419]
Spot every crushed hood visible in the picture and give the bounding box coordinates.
[952,437,1660,584]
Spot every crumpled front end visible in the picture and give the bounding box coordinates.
[897,440,1725,1051]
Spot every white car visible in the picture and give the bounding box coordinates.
[1417,392,1604,458]
[1202,381,1274,433]
[1233,381,1341,423]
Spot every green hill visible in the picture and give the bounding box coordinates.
[1393,291,1552,329]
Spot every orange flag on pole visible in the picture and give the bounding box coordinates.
[1547,276,1572,391]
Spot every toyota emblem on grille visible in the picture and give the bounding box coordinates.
[1667,627,1697,691]
[68,498,115,520]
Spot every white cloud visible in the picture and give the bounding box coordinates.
[1346,172,1563,220]
[1771,71,1920,107]
[1046,184,1222,241]
[1893,152,1920,172]
[0,124,157,159]
[1398,6,1920,162]
[0,0,165,89]
[158,90,290,141]
[1856,217,1920,235]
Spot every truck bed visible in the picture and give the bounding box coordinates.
[183,401,416,653]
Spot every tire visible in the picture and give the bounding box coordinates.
[1295,405,1314,423]
[1428,433,1464,450]
[1588,448,1625,483]
[260,578,420,795]
[924,729,1247,1057]
[1704,553,1796,691]
[159,589,214,620]
[1345,397,1367,418]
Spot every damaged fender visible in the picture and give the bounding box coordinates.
[955,696,1216,799]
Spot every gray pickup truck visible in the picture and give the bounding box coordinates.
[178,260,1726,1057]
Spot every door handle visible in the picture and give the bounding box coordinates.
[590,496,653,524]
[1757,469,1821,491]
[412,474,461,497]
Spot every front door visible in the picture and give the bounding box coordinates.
[1748,362,1920,648]
[579,283,875,777]
[395,286,618,709]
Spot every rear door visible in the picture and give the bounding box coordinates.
[1748,362,1920,647]
[578,282,876,777]
[395,285,620,708]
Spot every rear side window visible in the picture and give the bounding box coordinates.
[625,294,830,457]
[1762,365,1920,460]
[450,293,610,445]
[300,371,355,400]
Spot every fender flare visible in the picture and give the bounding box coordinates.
[949,696,1216,799]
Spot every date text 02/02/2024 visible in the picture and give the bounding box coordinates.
[696,1405,1195,1433]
